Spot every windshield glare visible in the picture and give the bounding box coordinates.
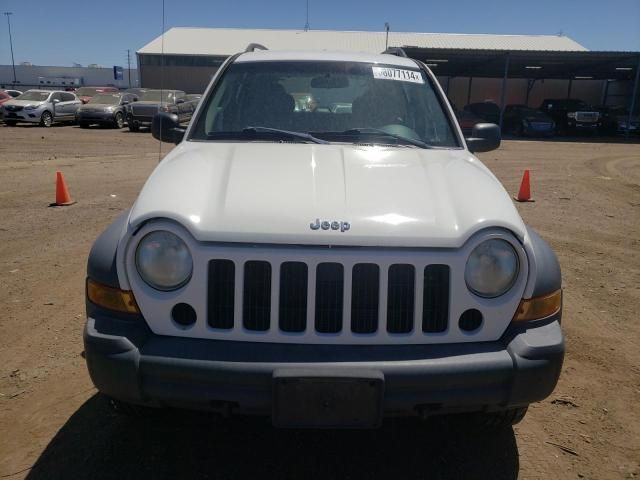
[190,61,459,148]
[16,91,50,102]
[75,87,102,97]
[89,94,121,105]
[140,90,173,102]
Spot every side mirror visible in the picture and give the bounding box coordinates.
[176,98,185,104]
[152,112,185,144]
[121,101,129,106]
[52,99,60,104]
[466,123,501,153]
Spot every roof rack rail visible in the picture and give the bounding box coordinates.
[245,43,268,52]
[382,47,408,58]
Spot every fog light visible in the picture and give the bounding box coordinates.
[86,278,139,314]
[513,289,562,322]
[459,309,483,332]
[171,303,197,326]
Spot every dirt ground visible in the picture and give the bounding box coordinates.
[0,124,638,480]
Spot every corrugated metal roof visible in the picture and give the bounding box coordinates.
[137,27,588,56]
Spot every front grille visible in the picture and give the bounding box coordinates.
[576,112,598,122]
[207,259,450,335]
[5,105,23,112]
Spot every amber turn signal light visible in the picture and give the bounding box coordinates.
[86,278,140,314]
[513,289,562,322]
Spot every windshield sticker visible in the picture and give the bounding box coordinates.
[372,67,424,84]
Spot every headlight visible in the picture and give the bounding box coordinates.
[103,106,115,112]
[465,239,519,298]
[24,105,38,110]
[135,230,192,291]
[567,112,576,119]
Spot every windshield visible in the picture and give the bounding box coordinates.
[16,91,50,102]
[89,94,121,105]
[75,87,102,97]
[139,90,173,102]
[190,61,459,148]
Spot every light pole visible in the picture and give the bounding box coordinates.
[385,23,390,50]
[4,12,17,86]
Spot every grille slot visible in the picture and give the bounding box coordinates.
[351,263,380,334]
[315,263,344,333]
[387,264,416,333]
[422,265,450,333]
[243,261,271,331]
[207,260,235,329]
[279,262,308,332]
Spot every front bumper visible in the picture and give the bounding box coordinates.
[84,304,564,419]
[77,111,116,124]
[1,109,43,123]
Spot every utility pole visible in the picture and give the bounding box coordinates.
[4,12,17,86]
[385,23,390,50]
[127,49,132,88]
[304,0,310,31]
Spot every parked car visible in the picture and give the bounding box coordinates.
[85,48,564,429]
[539,98,601,134]
[502,105,555,137]
[455,109,484,136]
[126,89,190,131]
[76,92,138,129]
[0,91,12,105]
[615,109,640,135]
[1,89,81,127]
[464,101,501,124]
[75,86,119,104]
[593,105,638,135]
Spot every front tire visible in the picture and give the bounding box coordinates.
[40,111,53,128]
[114,112,124,129]
[128,121,139,132]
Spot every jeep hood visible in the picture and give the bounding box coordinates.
[128,143,526,248]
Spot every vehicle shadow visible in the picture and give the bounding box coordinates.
[26,394,519,480]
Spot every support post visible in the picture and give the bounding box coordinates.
[567,78,573,99]
[498,52,510,132]
[626,55,640,139]
[467,77,473,105]
[601,79,610,106]
[526,79,536,107]
[445,76,451,96]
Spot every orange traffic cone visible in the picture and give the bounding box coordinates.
[514,170,534,202]
[52,171,76,206]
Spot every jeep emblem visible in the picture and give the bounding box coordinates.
[310,219,351,232]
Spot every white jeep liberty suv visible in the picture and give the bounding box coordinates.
[84,46,564,428]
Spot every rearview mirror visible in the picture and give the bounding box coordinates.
[310,75,349,89]
[466,123,501,153]
[152,112,185,144]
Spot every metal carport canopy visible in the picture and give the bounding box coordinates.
[400,47,640,81]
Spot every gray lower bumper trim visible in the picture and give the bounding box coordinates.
[83,311,564,415]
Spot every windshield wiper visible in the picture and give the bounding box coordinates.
[340,128,431,149]
[243,126,329,144]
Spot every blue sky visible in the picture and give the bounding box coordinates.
[1,0,639,67]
